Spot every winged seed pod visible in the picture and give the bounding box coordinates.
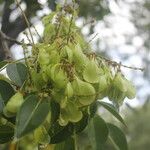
[59,101,83,126]
[72,77,96,105]
[125,80,136,99]
[38,49,50,66]
[72,44,88,69]
[65,82,74,98]
[53,68,68,89]
[5,92,24,114]
[34,126,50,145]
[113,73,127,93]
[48,50,60,65]
[31,71,46,90]
[83,59,100,83]
[98,75,108,92]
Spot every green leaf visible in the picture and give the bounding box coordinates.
[89,102,98,118]
[0,125,14,144]
[50,101,60,124]
[88,115,109,150]
[54,137,75,150]
[0,80,15,113]
[98,101,126,126]
[75,113,89,133]
[107,123,128,150]
[49,122,74,144]
[6,63,28,87]
[0,100,4,113]
[15,95,50,138]
[0,61,8,69]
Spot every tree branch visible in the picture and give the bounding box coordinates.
[0,31,12,60]
[1,0,12,34]
[97,54,144,71]
[0,30,32,46]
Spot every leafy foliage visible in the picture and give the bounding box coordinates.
[107,123,128,150]
[6,63,28,87]
[0,124,14,144]
[88,115,109,150]
[0,2,136,149]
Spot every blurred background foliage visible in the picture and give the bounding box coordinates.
[0,0,150,149]
[77,100,150,150]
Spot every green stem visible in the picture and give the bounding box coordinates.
[74,130,78,150]
[109,136,119,150]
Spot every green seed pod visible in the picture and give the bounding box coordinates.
[108,86,126,103]
[59,101,83,125]
[98,75,108,92]
[65,82,73,98]
[3,107,15,118]
[42,68,49,82]
[83,59,100,83]
[51,89,65,103]
[125,80,136,99]
[31,71,46,90]
[108,86,116,101]
[58,112,69,126]
[53,68,68,89]
[72,44,88,69]
[38,49,50,66]
[66,101,83,122]
[34,126,50,145]
[113,73,127,92]
[72,77,96,105]
[60,46,73,63]
[65,46,73,62]
[60,97,68,108]
[46,64,56,81]
[5,92,24,114]
[49,50,60,65]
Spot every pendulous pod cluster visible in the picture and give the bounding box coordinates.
[27,7,136,127]
[0,5,136,147]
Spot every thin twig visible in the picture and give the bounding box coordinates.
[0,30,12,59]
[97,54,144,71]
[88,33,99,44]
[32,25,43,42]
[83,18,96,27]
[0,30,31,46]
[23,31,32,45]
[15,0,35,45]
[67,13,74,43]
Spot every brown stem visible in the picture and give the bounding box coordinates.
[9,143,17,150]
[0,30,31,46]
[0,30,12,60]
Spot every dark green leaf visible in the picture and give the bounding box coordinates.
[0,80,15,113]
[6,63,28,87]
[88,115,109,150]
[54,137,75,150]
[15,95,50,138]
[89,102,98,118]
[98,101,126,126]
[51,100,60,124]
[0,100,4,113]
[0,125,14,144]
[75,113,89,133]
[107,123,128,150]
[0,61,8,69]
[49,122,74,144]
[0,80,15,103]
[2,114,16,124]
